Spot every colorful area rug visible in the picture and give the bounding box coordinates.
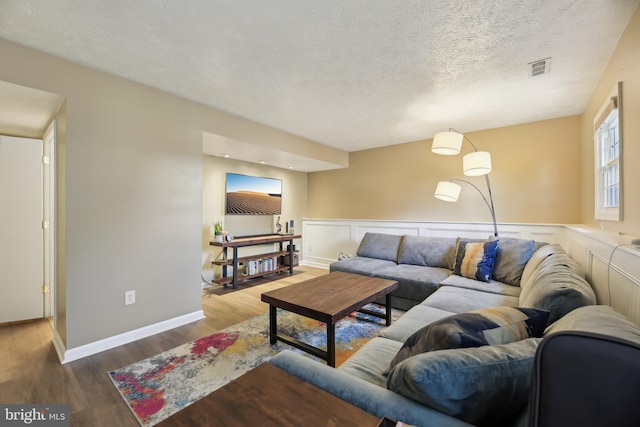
[109,304,401,427]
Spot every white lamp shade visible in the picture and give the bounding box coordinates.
[463,151,492,176]
[431,131,463,155]
[434,181,462,202]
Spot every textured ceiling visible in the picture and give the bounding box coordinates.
[0,0,638,155]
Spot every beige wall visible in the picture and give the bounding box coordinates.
[309,115,582,225]
[202,156,307,282]
[580,6,640,236]
[0,38,320,349]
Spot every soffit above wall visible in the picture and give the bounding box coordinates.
[0,80,64,138]
[202,132,347,172]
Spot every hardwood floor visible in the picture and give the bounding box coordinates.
[0,266,327,427]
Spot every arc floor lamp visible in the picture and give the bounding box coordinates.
[431,129,498,237]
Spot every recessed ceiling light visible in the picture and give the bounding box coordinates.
[260,160,266,164]
[288,166,294,169]
[222,153,230,158]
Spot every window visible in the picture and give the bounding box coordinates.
[594,82,623,221]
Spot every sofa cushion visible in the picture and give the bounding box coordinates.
[329,257,398,276]
[384,295,426,312]
[386,338,542,426]
[519,248,596,324]
[544,305,640,345]
[380,305,455,343]
[423,285,520,313]
[374,264,450,302]
[397,235,458,269]
[386,307,549,373]
[440,274,522,297]
[453,240,498,282]
[337,337,403,388]
[489,236,535,287]
[356,232,403,262]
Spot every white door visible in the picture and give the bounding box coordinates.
[0,135,44,323]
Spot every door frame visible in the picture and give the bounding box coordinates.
[43,120,56,327]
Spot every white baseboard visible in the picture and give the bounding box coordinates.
[299,260,330,269]
[59,310,205,364]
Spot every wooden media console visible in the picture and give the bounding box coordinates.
[210,234,301,288]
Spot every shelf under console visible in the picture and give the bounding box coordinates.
[210,234,301,288]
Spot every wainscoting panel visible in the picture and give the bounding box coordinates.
[354,224,421,241]
[301,220,640,326]
[301,219,565,269]
[564,226,640,326]
[586,249,609,305]
[610,266,640,324]
[303,220,353,268]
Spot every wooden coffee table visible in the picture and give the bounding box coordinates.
[156,362,380,426]
[260,271,399,367]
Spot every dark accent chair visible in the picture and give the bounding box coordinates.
[529,331,640,427]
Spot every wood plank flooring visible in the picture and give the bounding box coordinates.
[0,266,327,427]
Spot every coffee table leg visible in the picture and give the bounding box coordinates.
[269,305,277,344]
[327,323,336,367]
[385,294,393,326]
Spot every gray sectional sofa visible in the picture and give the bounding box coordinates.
[269,233,640,426]
[329,233,550,311]
[330,233,458,310]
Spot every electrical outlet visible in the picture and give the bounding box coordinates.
[125,290,136,305]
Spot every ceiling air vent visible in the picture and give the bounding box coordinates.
[528,58,551,78]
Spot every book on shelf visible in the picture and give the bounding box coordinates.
[245,256,280,275]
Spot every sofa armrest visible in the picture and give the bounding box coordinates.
[269,350,474,427]
[519,246,596,324]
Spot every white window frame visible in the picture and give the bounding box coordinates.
[594,82,623,222]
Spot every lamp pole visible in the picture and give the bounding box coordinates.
[449,178,498,237]
[451,129,498,237]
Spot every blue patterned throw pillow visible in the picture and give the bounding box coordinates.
[384,306,550,374]
[453,239,499,282]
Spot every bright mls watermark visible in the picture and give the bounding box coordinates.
[0,405,69,426]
